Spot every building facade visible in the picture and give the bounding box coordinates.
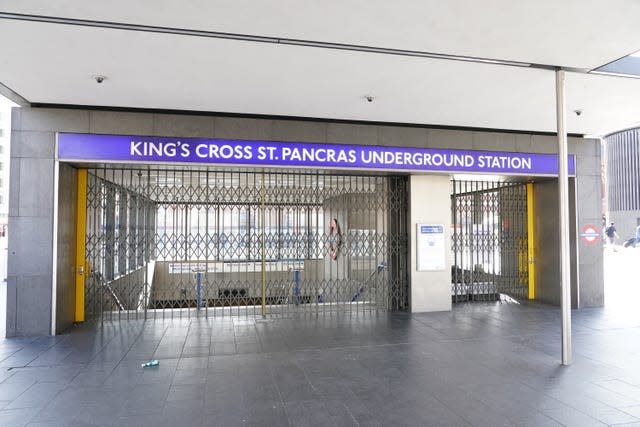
[6,107,604,336]
[605,128,640,241]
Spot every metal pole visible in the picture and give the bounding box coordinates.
[261,172,266,318]
[196,271,202,310]
[556,69,572,366]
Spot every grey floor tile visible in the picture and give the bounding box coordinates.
[285,400,337,427]
[6,382,67,409]
[541,406,609,426]
[25,422,75,427]
[622,405,640,419]
[0,407,37,426]
[167,384,206,402]
[588,407,640,425]
[4,367,79,385]
[182,346,210,357]
[113,413,168,427]
[0,380,35,400]
[177,356,209,370]
[118,384,170,415]
[212,343,237,355]
[69,370,111,387]
[172,367,207,385]
[5,302,640,426]
[73,402,127,425]
[204,390,244,414]
[165,397,205,411]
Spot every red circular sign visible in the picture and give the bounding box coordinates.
[580,224,600,244]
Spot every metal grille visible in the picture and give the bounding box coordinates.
[85,168,408,320]
[451,180,528,302]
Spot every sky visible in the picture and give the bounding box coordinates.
[0,93,18,109]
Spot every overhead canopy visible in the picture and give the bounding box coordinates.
[1,1,640,136]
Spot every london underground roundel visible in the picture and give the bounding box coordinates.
[580,224,600,245]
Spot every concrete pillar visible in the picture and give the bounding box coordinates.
[409,175,452,312]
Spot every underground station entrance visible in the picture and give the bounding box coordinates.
[79,168,409,321]
[71,165,535,323]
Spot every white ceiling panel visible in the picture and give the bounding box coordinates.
[1,7,640,136]
[566,73,640,135]
[0,20,556,129]
[2,0,640,70]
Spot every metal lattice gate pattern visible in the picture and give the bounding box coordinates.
[85,168,408,320]
[451,180,529,302]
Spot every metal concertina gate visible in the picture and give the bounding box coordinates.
[84,168,408,320]
[451,180,529,302]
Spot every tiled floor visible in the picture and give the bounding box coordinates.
[2,301,640,426]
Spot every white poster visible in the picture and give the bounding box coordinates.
[417,223,446,271]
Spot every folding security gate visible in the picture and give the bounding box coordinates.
[451,180,529,302]
[84,168,408,320]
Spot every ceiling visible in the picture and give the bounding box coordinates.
[1,1,640,136]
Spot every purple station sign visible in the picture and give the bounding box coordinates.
[57,133,576,176]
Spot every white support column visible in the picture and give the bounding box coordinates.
[409,174,452,313]
[556,69,572,366]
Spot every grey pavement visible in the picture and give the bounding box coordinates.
[1,301,640,426]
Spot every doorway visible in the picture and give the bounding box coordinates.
[81,167,408,321]
[451,179,531,302]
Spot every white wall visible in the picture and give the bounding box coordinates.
[409,175,452,312]
[0,101,12,337]
[0,235,5,338]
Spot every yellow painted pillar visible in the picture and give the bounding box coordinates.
[527,183,535,299]
[75,169,88,322]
